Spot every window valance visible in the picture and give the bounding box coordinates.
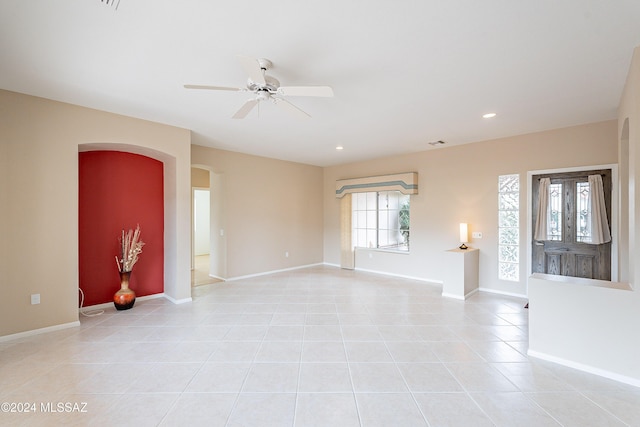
[335,172,418,198]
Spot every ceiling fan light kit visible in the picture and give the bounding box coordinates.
[185,55,334,119]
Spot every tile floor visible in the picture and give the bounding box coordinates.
[1,265,639,426]
[192,255,222,287]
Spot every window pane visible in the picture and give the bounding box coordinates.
[378,192,386,209]
[366,229,377,248]
[399,194,410,250]
[499,174,520,192]
[548,183,562,241]
[366,192,377,210]
[366,211,377,229]
[498,174,519,282]
[378,210,389,230]
[357,211,367,228]
[499,193,518,210]
[387,191,399,209]
[499,263,519,281]
[378,230,389,247]
[392,230,402,247]
[392,209,402,229]
[499,245,519,263]
[499,227,518,245]
[499,211,519,228]
[576,181,591,242]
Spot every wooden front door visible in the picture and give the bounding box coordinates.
[531,169,612,280]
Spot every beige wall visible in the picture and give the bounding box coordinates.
[0,90,191,338]
[192,145,324,278]
[191,167,210,188]
[324,120,618,296]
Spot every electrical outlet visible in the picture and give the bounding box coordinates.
[472,232,483,239]
[369,253,373,259]
[31,294,40,305]
[285,251,289,258]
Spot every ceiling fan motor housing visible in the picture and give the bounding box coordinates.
[247,75,280,93]
[257,58,273,71]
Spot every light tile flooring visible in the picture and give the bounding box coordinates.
[2,265,640,426]
[192,255,221,287]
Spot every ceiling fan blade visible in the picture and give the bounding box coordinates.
[184,84,244,91]
[236,55,266,86]
[232,99,259,119]
[272,97,311,119]
[277,86,334,97]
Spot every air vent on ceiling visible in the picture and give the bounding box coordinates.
[100,0,121,10]
[428,140,446,146]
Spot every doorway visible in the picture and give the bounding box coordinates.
[192,188,213,286]
[531,169,612,280]
[191,166,226,285]
[194,189,210,256]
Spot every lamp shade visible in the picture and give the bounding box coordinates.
[459,223,468,243]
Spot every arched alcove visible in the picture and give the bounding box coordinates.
[79,150,164,305]
[79,143,185,305]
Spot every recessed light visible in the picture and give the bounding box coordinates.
[483,113,497,119]
[336,146,344,150]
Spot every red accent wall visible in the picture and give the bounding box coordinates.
[79,151,164,306]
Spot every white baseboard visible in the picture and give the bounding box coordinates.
[442,288,479,301]
[442,292,465,300]
[323,262,341,268]
[527,349,640,388]
[226,263,325,281]
[80,292,166,312]
[466,288,480,299]
[0,321,80,343]
[80,301,113,311]
[479,287,527,299]
[164,294,192,304]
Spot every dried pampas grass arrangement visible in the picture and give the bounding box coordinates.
[115,225,144,273]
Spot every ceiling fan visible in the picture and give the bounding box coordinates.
[184,55,334,119]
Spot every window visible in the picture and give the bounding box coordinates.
[576,181,591,243]
[547,183,563,241]
[352,190,410,252]
[498,174,519,281]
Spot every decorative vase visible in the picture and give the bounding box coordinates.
[114,271,136,310]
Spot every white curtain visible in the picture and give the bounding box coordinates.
[587,174,611,244]
[534,178,550,241]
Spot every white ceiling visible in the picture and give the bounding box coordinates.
[1,1,640,167]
